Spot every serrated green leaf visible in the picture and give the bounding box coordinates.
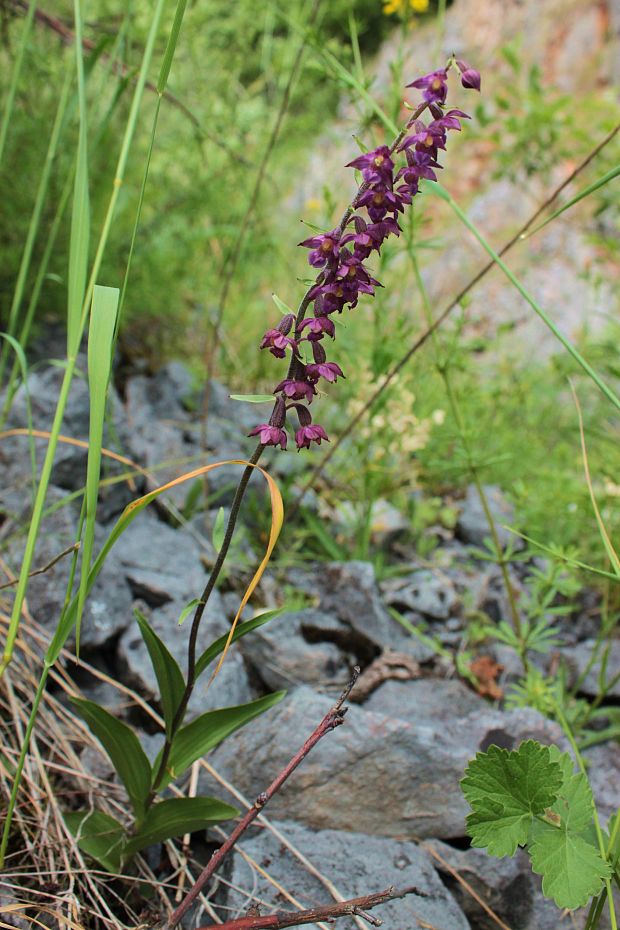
[547,757,596,835]
[135,609,185,738]
[155,691,285,788]
[529,823,611,909]
[212,507,225,553]
[123,796,238,858]
[64,809,126,873]
[466,796,534,857]
[229,393,275,404]
[194,609,283,678]
[71,698,152,818]
[462,741,564,856]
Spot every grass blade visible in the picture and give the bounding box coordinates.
[570,382,620,577]
[67,0,91,357]
[429,182,620,416]
[75,285,119,653]
[524,162,620,238]
[0,70,72,386]
[0,1,38,164]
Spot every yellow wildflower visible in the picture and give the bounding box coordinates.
[383,0,404,14]
[410,0,429,10]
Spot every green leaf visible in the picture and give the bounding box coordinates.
[529,824,611,909]
[155,691,285,788]
[76,284,119,653]
[462,740,564,856]
[212,506,225,553]
[526,161,620,238]
[177,598,200,627]
[526,748,610,908]
[194,609,283,679]
[229,394,275,404]
[123,796,238,858]
[546,746,595,833]
[64,809,126,873]
[71,698,152,818]
[271,292,294,316]
[135,609,185,738]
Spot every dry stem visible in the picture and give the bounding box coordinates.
[161,668,360,930]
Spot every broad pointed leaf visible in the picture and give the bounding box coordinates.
[123,796,238,858]
[135,609,185,737]
[64,809,126,873]
[195,610,283,679]
[155,691,285,788]
[71,698,152,818]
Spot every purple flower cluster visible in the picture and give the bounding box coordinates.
[251,59,480,451]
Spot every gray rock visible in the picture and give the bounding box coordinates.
[1,486,134,648]
[112,510,209,605]
[426,839,564,930]
[303,561,429,661]
[562,638,620,699]
[381,568,458,619]
[123,366,257,510]
[223,820,470,929]
[364,677,486,723]
[113,514,253,717]
[457,484,517,550]
[583,740,620,824]
[5,363,133,520]
[237,609,351,692]
[210,686,563,839]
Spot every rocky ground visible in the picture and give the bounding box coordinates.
[1,358,619,929]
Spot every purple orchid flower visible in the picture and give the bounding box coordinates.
[248,423,288,449]
[299,229,341,267]
[456,60,481,91]
[406,68,448,104]
[346,146,395,185]
[253,58,480,450]
[274,377,316,404]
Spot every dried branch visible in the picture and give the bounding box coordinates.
[196,884,428,930]
[0,543,79,591]
[162,668,360,930]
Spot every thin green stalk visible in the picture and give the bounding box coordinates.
[554,700,617,930]
[117,0,189,323]
[0,0,180,864]
[0,0,38,164]
[1,168,75,420]
[431,184,620,415]
[0,70,72,386]
[406,214,525,655]
[434,0,447,59]
[80,0,167,330]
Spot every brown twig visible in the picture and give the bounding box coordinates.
[195,884,427,930]
[161,668,360,930]
[290,118,620,511]
[0,543,79,591]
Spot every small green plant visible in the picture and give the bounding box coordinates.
[461,740,618,917]
[65,608,284,872]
